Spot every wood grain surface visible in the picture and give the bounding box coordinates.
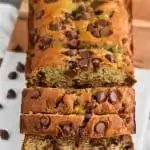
[8,0,150,69]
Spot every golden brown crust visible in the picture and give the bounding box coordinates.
[21,86,135,115]
[20,114,135,138]
[22,135,134,150]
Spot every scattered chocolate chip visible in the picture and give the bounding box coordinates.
[44,0,58,3]
[105,54,115,62]
[8,71,18,80]
[16,62,25,73]
[49,23,59,31]
[0,103,3,109]
[40,116,51,129]
[99,27,113,37]
[92,58,101,68]
[79,51,92,58]
[7,89,17,99]
[93,92,107,103]
[0,58,3,67]
[12,45,23,52]
[94,122,107,134]
[0,129,10,140]
[34,9,44,20]
[30,90,41,99]
[109,11,115,18]
[68,61,78,70]
[68,39,79,49]
[95,19,110,27]
[87,23,94,32]
[65,30,78,40]
[91,0,106,9]
[39,35,52,50]
[78,59,89,68]
[108,90,120,104]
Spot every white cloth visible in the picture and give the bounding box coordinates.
[0,4,18,58]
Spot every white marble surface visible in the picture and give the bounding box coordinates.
[0,52,150,150]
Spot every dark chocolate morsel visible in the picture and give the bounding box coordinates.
[30,90,41,99]
[8,71,18,80]
[94,122,107,134]
[7,89,17,99]
[16,62,25,73]
[0,129,10,140]
[93,92,107,103]
[40,116,51,129]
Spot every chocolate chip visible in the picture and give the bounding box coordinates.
[16,62,25,73]
[0,58,3,67]
[65,30,78,40]
[108,90,120,104]
[79,51,92,58]
[94,10,103,16]
[34,9,44,20]
[78,59,89,68]
[7,89,17,99]
[49,23,59,31]
[68,39,79,49]
[91,0,106,9]
[105,54,115,62]
[44,0,58,3]
[59,122,72,136]
[95,19,110,27]
[68,61,77,69]
[94,122,107,134]
[39,35,52,50]
[0,103,3,109]
[30,90,41,99]
[92,58,101,68]
[92,29,101,38]
[40,116,51,129]
[99,27,113,37]
[122,38,128,44]
[93,92,107,103]
[87,23,94,31]
[0,129,10,140]
[12,45,23,52]
[8,71,18,80]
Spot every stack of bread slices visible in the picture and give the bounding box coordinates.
[21,0,136,149]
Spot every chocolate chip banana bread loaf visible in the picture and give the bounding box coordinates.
[21,86,135,114]
[26,0,136,88]
[20,114,135,138]
[22,135,134,150]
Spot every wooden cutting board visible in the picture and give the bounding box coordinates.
[8,0,150,69]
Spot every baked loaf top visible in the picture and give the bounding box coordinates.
[20,114,135,138]
[21,86,135,114]
[22,135,134,150]
[26,0,135,88]
[29,0,131,51]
